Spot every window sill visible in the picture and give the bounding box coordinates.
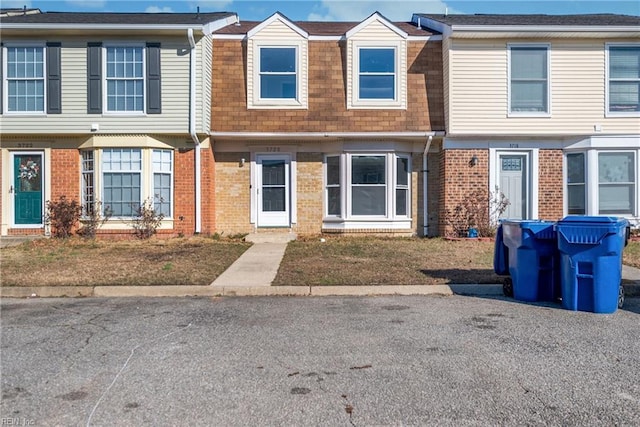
[507,112,551,118]
[323,218,412,230]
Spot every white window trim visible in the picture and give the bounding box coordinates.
[102,43,146,116]
[564,148,639,219]
[507,43,551,118]
[101,148,144,219]
[85,146,176,226]
[2,42,47,116]
[563,151,587,216]
[152,149,174,219]
[596,150,637,216]
[251,41,306,109]
[324,154,343,218]
[323,152,411,221]
[351,41,404,109]
[605,43,640,118]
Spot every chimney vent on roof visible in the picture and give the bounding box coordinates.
[23,5,26,15]
[196,6,200,20]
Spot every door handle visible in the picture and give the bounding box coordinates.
[9,185,13,194]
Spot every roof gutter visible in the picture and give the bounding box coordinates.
[187,28,201,234]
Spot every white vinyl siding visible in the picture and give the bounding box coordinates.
[1,37,194,134]
[447,39,640,136]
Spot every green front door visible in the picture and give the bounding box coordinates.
[13,153,43,225]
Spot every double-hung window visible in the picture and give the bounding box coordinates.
[259,47,297,100]
[509,45,550,115]
[358,48,396,100]
[607,45,640,115]
[105,46,144,113]
[5,45,45,113]
[325,153,411,222]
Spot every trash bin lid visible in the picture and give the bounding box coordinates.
[558,216,626,225]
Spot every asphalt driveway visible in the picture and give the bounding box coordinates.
[1,295,639,426]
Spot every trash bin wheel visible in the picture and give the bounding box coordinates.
[618,284,624,309]
[503,278,514,297]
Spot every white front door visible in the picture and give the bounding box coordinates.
[499,153,529,219]
[256,154,291,227]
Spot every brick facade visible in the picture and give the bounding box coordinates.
[538,149,564,221]
[211,40,444,132]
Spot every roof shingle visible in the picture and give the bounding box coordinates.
[0,11,235,25]
[415,13,640,27]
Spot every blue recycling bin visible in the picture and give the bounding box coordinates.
[502,220,560,302]
[493,223,509,276]
[555,216,629,314]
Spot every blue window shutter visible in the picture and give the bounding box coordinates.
[46,42,62,114]
[87,42,102,114]
[146,43,161,114]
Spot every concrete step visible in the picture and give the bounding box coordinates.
[245,232,297,244]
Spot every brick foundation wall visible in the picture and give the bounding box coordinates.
[538,149,564,221]
[211,40,444,133]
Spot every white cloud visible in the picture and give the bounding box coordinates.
[308,0,455,21]
[65,0,107,8]
[145,6,174,13]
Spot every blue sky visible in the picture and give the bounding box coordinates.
[3,0,639,21]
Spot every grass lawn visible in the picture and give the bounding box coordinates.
[273,236,503,286]
[2,235,639,288]
[0,237,251,286]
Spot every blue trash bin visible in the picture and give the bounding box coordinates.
[502,220,560,302]
[555,216,629,314]
[493,223,509,276]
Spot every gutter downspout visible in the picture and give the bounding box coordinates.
[423,135,433,237]
[187,28,201,234]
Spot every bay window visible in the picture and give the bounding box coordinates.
[324,153,411,225]
[80,148,174,220]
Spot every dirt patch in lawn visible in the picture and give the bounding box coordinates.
[273,236,504,286]
[1,237,251,286]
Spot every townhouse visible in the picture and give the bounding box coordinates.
[210,12,445,236]
[414,14,640,235]
[0,10,238,237]
[2,10,638,240]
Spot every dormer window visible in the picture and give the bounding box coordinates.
[358,47,396,100]
[259,47,297,99]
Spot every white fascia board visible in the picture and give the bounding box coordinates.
[346,11,409,39]
[247,12,309,39]
[203,14,239,35]
[411,15,452,37]
[451,24,640,33]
